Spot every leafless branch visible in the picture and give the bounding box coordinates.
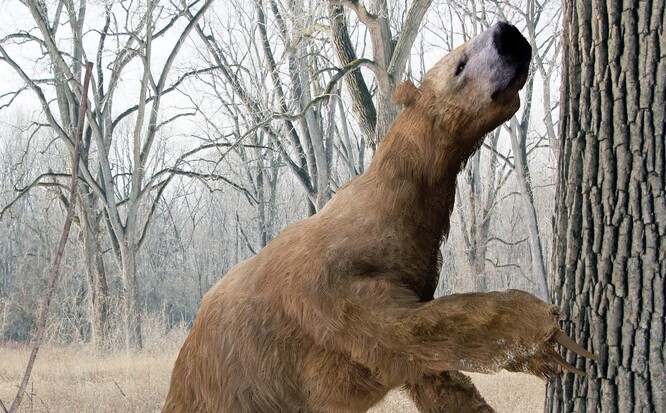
[482,141,514,169]
[111,65,223,128]
[487,236,529,247]
[236,212,257,255]
[137,177,172,249]
[7,62,93,413]
[0,172,73,220]
[485,258,528,279]
[0,86,30,110]
[155,111,196,133]
[166,169,257,205]
[113,380,128,399]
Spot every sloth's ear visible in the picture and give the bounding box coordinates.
[393,80,421,107]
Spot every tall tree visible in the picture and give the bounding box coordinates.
[547,1,665,412]
[0,0,215,350]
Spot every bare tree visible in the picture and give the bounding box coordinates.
[185,0,438,216]
[0,0,215,350]
[2,61,91,413]
[186,0,349,213]
[328,0,434,146]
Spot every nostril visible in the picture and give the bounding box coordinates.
[493,22,532,63]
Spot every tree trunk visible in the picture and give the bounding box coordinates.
[461,151,490,292]
[79,189,110,350]
[509,114,549,301]
[120,243,142,351]
[328,0,433,147]
[546,1,665,412]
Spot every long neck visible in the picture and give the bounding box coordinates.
[363,106,475,240]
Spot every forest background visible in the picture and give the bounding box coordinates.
[0,0,562,411]
[0,0,561,352]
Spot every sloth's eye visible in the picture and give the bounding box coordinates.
[455,60,466,76]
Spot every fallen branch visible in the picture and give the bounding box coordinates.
[4,62,93,413]
[113,380,128,399]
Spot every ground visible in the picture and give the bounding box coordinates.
[0,345,545,413]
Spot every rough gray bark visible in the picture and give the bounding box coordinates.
[546,1,665,412]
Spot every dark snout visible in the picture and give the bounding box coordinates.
[493,22,532,67]
[490,22,532,101]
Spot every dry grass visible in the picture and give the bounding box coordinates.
[0,346,545,412]
[0,346,175,413]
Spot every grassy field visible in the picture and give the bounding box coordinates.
[0,346,545,412]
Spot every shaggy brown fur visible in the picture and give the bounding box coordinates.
[162,22,596,413]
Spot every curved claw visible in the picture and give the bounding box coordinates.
[551,351,585,376]
[554,330,599,361]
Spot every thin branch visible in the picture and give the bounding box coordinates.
[485,259,524,271]
[482,141,514,169]
[264,58,377,122]
[0,31,47,46]
[153,0,202,39]
[236,212,257,255]
[165,169,258,205]
[7,62,93,413]
[137,177,172,249]
[113,380,128,399]
[0,45,71,147]
[155,111,196,132]
[0,86,30,110]
[111,65,223,128]
[487,236,529,247]
[0,172,72,220]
